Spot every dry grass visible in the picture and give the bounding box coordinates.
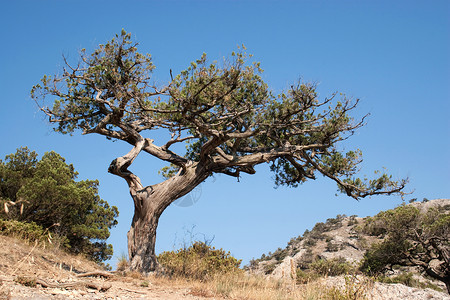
[151,271,372,300]
[0,234,100,280]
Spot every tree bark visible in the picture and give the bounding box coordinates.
[108,140,209,273]
[423,266,450,295]
[126,164,209,272]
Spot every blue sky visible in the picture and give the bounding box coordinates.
[1,0,449,267]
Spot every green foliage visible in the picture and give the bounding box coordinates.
[0,219,67,246]
[304,238,317,247]
[347,215,358,226]
[296,269,321,284]
[158,241,242,280]
[32,30,407,201]
[377,273,443,292]
[297,257,355,284]
[360,240,409,275]
[310,257,354,276]
[263,262,278,275]
[0,147,118,262]
[360,203,450,289]
[140,280,150,287]
[272,247,290,262]
[326,240,340,252]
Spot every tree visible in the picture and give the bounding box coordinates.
[0,147,119,262]
[31,30,407,272]
[360,204,450,294]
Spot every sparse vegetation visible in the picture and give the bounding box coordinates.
[140,280,150,287]
[376,272,443,292]
[326,240,340,252]
[296,257,356,284]
[250,213,351,270]
[116,253,129,272]
[325,275,372,300]
[0,219,65,247]
[263,262,277,275]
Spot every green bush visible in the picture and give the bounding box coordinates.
[0,147,118,262]
[359,203,450,293]
[358,216,386,236]
[303,238,317,247]
[296,257,355,284]
[377,272,416,286]
[326,240,340,252]
[0,219,67,246]
[273,247,289,262]
[296,269,320,284]
[158,241,242,280]
[263,262,277,275]
[377,272,443,292]
[310,257,354,276]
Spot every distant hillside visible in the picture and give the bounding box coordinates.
[247,198,450,295]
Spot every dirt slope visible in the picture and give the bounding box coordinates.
[0,235,223,300]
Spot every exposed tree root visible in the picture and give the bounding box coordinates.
[16,276,111,292]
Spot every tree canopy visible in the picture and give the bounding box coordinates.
[31,30,406,199]
[0,147,119,262]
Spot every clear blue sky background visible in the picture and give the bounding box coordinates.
[1,1,449,268]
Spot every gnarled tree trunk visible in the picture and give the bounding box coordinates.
[108,139,209,272]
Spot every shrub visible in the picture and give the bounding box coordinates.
[325,275,372,300]
[296,269,320,284]
[263,262,277,275]
[296,257,355,284]
[158,241,242,280]
[360,240,408,275]
[0,147,118,262]
[377,272,443,292]
[347,215,359,226]
[273,247,289,262]
[303,238,317,247]
[326,240,340,252]
[116,253,129,272]
[0,219,68,247]
[310,257,354,276]
[297,249,315,269]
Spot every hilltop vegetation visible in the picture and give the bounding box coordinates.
[248,199,450,294]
